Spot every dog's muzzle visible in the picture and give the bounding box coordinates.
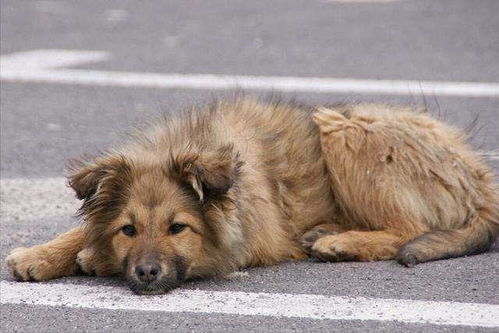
[126,259,184,295]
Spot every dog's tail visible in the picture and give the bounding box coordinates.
[397,210,499,267]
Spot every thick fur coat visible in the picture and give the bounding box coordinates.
[7,97,498,294]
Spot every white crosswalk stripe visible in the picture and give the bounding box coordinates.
[1,281,498,327]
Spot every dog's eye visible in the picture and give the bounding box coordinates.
[169,223,187,235]
[121,225,136,237]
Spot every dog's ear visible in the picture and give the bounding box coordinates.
[174,145,242,201]
[68,154,132,201]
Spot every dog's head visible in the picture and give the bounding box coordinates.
[69,145,242,294]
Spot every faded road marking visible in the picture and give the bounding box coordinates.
[1,50,498,97]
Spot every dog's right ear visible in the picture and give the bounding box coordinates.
[67,155,132,201]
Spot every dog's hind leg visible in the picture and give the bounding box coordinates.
[6,227,85,281]
[312,105,499,265]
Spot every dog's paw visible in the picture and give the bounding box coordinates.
[76,248,97,275]
[76,248,118,277]
[310,235,358,262]
[300,224,344,253]
[6,247,57,281]
[301,228,336,253]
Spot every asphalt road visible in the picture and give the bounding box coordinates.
[1,0,498,332]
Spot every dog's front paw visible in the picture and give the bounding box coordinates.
[76,248,119,277]
[76,248,97,275]
[6,247,57,281]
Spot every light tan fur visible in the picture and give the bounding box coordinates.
[6,97,498,294]
[311,104,498,265]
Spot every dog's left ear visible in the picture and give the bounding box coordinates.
[174,145,242,201]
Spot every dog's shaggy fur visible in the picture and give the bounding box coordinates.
[6,97,498,294]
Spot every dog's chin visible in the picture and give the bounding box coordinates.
[127,278,181,295]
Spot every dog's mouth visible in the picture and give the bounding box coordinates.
[127,278,182,295]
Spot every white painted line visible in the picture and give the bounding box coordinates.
[481,151,499,161]
[0,281,498,327]
[0,49,110,70]
[1,50,498,97]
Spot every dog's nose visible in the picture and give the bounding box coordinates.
[135,263,160,282]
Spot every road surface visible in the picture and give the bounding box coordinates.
[1,0,498,331]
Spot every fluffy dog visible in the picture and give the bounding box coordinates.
[6,97,498,294]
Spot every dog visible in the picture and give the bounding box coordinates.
[6,97,498,294]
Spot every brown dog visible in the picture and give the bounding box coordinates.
[6,97,498,294]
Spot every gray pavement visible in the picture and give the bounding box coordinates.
[1,0,498,332]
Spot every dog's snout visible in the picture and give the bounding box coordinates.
[135,263,160,282]
[126,257,184,294]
